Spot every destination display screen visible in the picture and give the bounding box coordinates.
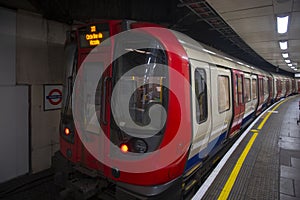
[78,24,110,48]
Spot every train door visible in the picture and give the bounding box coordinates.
[228,69,245,137]
[262,76,269,109]
[292,79,296,94]
[286,79,291,96]
[188,59,211,162]
[242,73,254,127]
[209,66,232,147]
[276,78,282,100]
[76,29,115,172]
[59,21,123,174]
[251,75,259,114]
[256,75,264,115]
[267,76,273,104]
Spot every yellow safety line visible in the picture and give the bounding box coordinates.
[257,100,286,130]
[218,99,286,200]
[218,132,258,200]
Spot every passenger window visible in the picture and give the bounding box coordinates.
[264,79,268,95]
[218,75,230,113]
[259,79,263,96]
[195,68,207,123]
[234,75,238,106]
[252,79,257,99]
[244,78,251,102]
[238,76,243,104]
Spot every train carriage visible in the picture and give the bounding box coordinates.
[56,20,297,200]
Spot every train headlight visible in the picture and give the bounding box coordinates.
[64,127,71,135]
[60,119,75,143]
[120,144,129,153]
[132,139,148,153]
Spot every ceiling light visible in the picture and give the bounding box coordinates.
[282,53,289,58]
[285,59,291,63]
[291,66,295,69]
[279,41,288,50]
[277,16,289,34]
[288,63,292,67]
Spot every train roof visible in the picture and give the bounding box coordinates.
[170,30,267,76]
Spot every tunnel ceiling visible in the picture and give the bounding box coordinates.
[0,0,296,76]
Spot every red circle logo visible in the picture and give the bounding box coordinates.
[47,89,62,105]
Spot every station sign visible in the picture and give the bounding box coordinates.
[44,84,63,111]
[79,24,110,48]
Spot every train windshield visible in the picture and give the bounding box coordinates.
[111,33,168,139]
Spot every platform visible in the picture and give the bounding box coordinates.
[193,95,300,200]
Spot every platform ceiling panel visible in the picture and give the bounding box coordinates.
[207,0,300,73]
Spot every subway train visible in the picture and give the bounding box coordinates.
[55,20,300,200]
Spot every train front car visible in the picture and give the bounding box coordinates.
[58,24,192,199]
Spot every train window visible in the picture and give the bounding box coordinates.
[83,62,104,131]
[218,75,230,113]
[264,79,268,95]
[238,76,243,104]
[244,78,251,102]
[252,79,257,99]
[195,68,207,123]
[259,79,263,96]
[111,32,168,138]
[269,79,273,94]
[234,75,238,106]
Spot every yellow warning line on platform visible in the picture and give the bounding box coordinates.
[217,132,258,200]
[217,99,286,200]
[257,100,285,130]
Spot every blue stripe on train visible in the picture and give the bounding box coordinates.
[185,131,227,173]
[262,102,268,110]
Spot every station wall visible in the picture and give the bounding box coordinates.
[16,10,69,173]
[0,7,29,183]
[0,7,70,183]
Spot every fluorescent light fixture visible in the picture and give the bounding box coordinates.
[279,41,288,50]
[277,16,289,34]
[285,59,291,63]
[291,66,296,69]
[288,63,292,67]
[282,53,289,58]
